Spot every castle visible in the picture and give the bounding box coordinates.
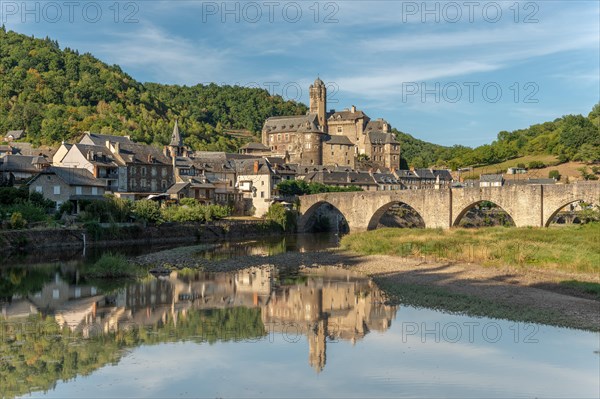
[261,78,400,170]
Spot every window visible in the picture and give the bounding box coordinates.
[152,167,157,177]
[285,133,289,141]
[141,167,147,176]
[161,180,167,189]
[52,289,60,299]
[53,186,60,195]
[141,179,147,188]
[261,180,264,186]
[260,191,264,198]
[35,186,42,193]
[76,186,82,195]
[337,126,342,133]
[92,187,98,195]
[277,134,281,141]
[162,167,167,177]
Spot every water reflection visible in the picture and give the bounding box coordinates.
[1,267,394,398]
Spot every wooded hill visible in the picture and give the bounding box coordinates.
[1,27,598,168]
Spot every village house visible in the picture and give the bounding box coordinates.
[479,174,505,187]
[0,154,50,186]
[4,130,26,141]
[28,166,106,211]
[372,172,401,191]
[56,132,174,199]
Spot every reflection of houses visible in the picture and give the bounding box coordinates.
[3,267,395,373]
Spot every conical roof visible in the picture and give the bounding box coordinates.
[170,119,183,147]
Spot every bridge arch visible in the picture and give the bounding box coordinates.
[297,200,350,233]
[544,199,590,227]
[367,201,426,230]
[452,200,516,227]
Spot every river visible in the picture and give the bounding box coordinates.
[1,234,598,398]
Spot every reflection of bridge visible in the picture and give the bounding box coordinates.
[298,183,600,232]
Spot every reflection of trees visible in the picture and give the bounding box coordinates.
[0,267,56,302]
[0,307,265,399]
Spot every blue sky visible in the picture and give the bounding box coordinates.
[2,1,599,146]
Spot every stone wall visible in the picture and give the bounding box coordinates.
[0,220,281,254]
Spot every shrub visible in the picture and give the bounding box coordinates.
[133,200,161,223]
[85,252,143,278]
[179,198,199,207]
[528,161,546,169]
[10,212,27,229]
[516,163,526,169]
[265,203,296,232]
[548,170,561,180]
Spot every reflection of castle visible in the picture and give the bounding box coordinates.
[2,267,396,372]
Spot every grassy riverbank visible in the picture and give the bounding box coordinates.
[340,223,600,277]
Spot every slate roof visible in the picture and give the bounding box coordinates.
[5,130,25,139]
[365,119,391,133]
[373,173,399,184]
[0,154,49,173]
[480,174,504,182]
[432,169,453,181]
[73,144,121,166]
[365,131,398,145]
[328,109,368,122]
[240,142,270,151]
[303,170,377,186]
[80,132,133,146]
[235,158,273,175]
[262,114,323,134]
[170,120,183,147]
[50,167,106,187]
[167,182,189,194]
[117,142,171,165]
[28,166,105,187]
[412,168,436,179]
[323,135,354,146]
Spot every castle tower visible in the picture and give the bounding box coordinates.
[309,77,327,133]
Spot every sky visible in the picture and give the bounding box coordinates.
[2,0,599,147]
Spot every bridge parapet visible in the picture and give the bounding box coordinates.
[297,183,600,232]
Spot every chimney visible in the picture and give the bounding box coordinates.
[105,140,111,149]
[253,160,259,174]
[114,141,120,154]
[351,105,356,113]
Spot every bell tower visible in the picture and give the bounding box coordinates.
[309,77,327,133]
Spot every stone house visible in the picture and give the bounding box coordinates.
[0,154,50,185]
[372,172,401,191]
[28,166,106,211]
[322,135,355,167]
[479,174,504,187]
[4,130,25,141]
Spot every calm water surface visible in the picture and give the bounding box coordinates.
[1,235,598,398]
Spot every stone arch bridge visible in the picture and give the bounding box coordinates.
[297,183,600,232]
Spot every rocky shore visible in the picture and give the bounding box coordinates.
[135,246,600,331]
